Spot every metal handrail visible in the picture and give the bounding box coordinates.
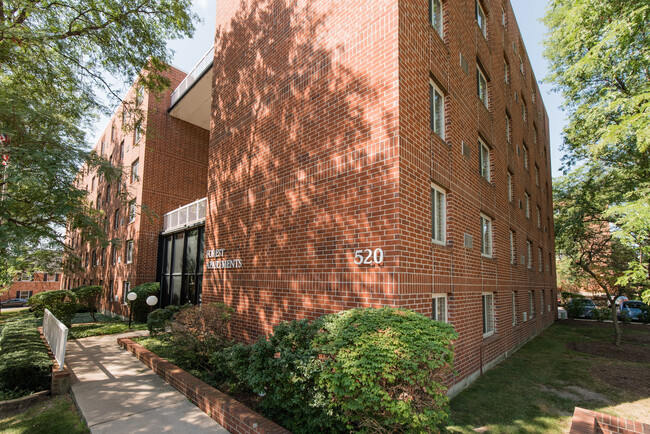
[162,197,207,233]
[170,46,215,108]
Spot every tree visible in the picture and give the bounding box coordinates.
[0,0,198,283]
[544,0,650,344]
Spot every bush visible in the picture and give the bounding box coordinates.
[224,318,338,433]
[28,290,78,328]
[170,303,234,369]
[71,286,102,321]
[0,316,52,399]
[592,307,611,322]
[639,305,650,324]
[314,307,457,432]
[128,282,160,323]
[147,305,181,335]
[619,310,632,323]
[563,296,587,319]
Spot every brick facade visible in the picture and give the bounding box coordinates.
[1,273,61,302]
[203,0,557,393]
[64,66,210,317]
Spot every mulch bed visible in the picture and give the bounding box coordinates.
[567,341,649,364]
[561,319,650,331]
[590,362,650,400]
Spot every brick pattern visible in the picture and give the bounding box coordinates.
[118,338,288,434]
[64,66,209,316]
[1,273,61,302]
[570,407,650,434]
[203,0,557,391]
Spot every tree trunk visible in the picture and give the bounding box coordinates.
[611,303,621,346]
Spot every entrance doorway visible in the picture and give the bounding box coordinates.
[157,225,204,307]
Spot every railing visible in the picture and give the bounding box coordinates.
[43,309,68,371]
[170,45,215,108]
[162,197,207,233]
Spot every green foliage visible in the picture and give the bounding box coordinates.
[0,316,52,398]
[314,307,457,432]
[639,305,650,324]
[562,296,587,319]
[170,303,234,370]
[71,286,102,321]
[147,305,180,335]
[71,321,146,338]
[28,290,78,328]
[0,395,89,434]
[592,307,611,322]
[619,310,632,324]
[224,318,339,433]
[128,282,160,322]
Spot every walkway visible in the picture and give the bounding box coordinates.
[65,331,229,433]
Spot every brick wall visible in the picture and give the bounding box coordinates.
[1,273,61,302]
[203,0,557,392]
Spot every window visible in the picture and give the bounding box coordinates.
[111,246,117,266]
[477,66,488,108]
[431,184,446,244]
[96,195,101,210]
[100,141,105,156]
[537,206,542,229]
[482,293,494,336]
[91,250,97,267]
[119,140,125,160]
[121,107,127,125]
[532,87,536,104]
[430,80,445,139]
[91,176,96,191]
[108,280,114,301]
[533,127,538,145]
[527,240,533,268]
[479,139,490,181]
[123,281,131,304]
[535,164,540,186]
[507,171,513,202]
[135,85,144,106]
[126,240,134,264]
[504,58,509,84]
[510,230,516,264]
[529,291,534,318]
[430,0,442,37]
[129,200,136,223]
[501,6,507,27]
[480,214,492,257]
[525,192,531,218]
[101,247,106,267]
[106,185,111,203]
[85,253,89,267]
[519,53,524,75]
[432,294,447,323]
[506,113,512,143]
[114,209,120,229]
[18,290,33,299]
[538,247,543,272]
[512,291,517,325]
[131,159,139,183]
[523,143,529,170]
[476,0,486,37]
[134,120,141,144]
[522,99,527,122]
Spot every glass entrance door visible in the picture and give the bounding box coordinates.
[158,226,204,307]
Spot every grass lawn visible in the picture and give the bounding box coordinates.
[0,395,88,434]
[448,320,650,433]
[70,320,146,338]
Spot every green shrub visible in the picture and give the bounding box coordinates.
[128,282,160,322]
[0,316,52,398]
[592,307,611,322]
[563,296,587,319]
[147,305,180,335]
[619,310,632,323]
[28,290,78,328]
[315,307,457,432]
[224,318,338,433]
[170,303,234,369]
[639,305,650,324]
[71,286,102,321]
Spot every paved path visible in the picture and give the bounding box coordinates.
[66,331,229,433]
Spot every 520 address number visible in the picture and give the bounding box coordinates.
[353,248,385,266]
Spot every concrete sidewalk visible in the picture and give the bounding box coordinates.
[65,331,229,433]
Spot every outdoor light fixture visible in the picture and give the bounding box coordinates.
[127,291,137,328]
[146,295,158,307]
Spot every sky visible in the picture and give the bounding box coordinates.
[91,0,566,178]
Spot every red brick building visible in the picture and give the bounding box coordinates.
[1,272,61,303]
[66,0,557,394]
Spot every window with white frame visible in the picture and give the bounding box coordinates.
[507,171,513,202]
[125,240,134,264]
[123,281,131,304]
[134,120,142,143]
[538,247,543,272]
[431,184,446,244]
[480,214,492,257]
[537,206,542,228]
[540,290,544,315]
[111,246,117,266]
[477,66,488,108]
[482,292,494,336]
[535,164,540,185]
[479,139,490,181]
[504,58,509,84]
[525,191,531,218]
[430,0,442,36]
[501,6,507,26]
[506,114,512,143]
[510,230,516,264]
[527,240,533,268]
[129,200,136,223]
[529,291,534,318]
[430,80,445,139]
[522,99,527,122]
[131,159,139,183]
[534,126,538,145]
[114,209,120,229]
[512,291,517,325]
[476,0,486,37]
[523,143,529,170]
[432,294,447,323]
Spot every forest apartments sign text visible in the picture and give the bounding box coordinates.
[205,249,243,270]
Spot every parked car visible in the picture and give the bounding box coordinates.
[565,298,597,319]
[618,300,647,321]
[1,298,29,308]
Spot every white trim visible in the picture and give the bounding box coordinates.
[482,292,495,337]
[431,183,446,245]
[429,80,445,139]
[432,293,448,323]
[430,0,443,37]
[479,138,490,181]
[477,66,488,107]
[476,0,487,37]
[480,214,493,258]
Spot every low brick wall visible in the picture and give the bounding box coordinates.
[117,338,288,434]
[570,407,650,434]
[37,327,71,395]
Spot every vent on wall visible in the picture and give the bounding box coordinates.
[520,255,526,265]
[464,233,473,249]
[460,53,469,75]
[462,141,471,159]
[523,311,528,322]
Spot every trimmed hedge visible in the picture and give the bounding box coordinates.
[28,290,78,328]
[71,286,102,320]
[128,282,160,322]
[0,316,52,400]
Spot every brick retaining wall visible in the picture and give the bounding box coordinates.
[570,407,650,434]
